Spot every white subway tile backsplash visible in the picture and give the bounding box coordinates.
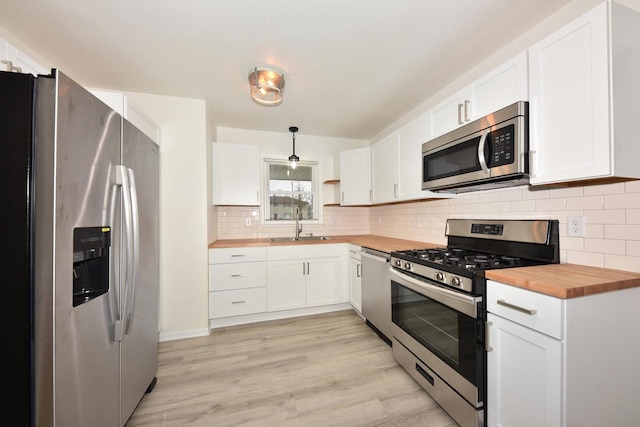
[604,255,640,273]
[498,189,523,201]
[549,187,583,198]
[562,237,584,251]
[583,182,625,195]
[584,238,625,255]
[566,250,604,268]
[522,188,550,200]
[566,195,604,211]
[216,181,640,273]
[535,198,566,211]
[584,209,625,224]
[627,241,640,257]
[627,209,640,224]
[605,225,640,241]
[584,224,604,239]
[604,193,640,209]
[624,180,640,193]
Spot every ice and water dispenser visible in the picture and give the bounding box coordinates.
[72,227,110,307]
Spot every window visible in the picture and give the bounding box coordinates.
[264,159,319,222]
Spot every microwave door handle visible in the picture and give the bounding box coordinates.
[478,130,490,174]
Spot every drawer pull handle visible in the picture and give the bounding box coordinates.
[231,300,246,304]
[231,274,246,278]
[231,254,245,257]
[497,299,537,315]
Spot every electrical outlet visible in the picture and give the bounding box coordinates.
[245,217,251,227]
[378,217,383,226]
[567,216,584,237]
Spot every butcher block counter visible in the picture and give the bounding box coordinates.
[486,263,640,299]
[208,234,437,254]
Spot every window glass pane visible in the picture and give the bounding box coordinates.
[266,162,317,221]
[269,164,312,192]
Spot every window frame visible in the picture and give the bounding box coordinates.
[261,157,322,225]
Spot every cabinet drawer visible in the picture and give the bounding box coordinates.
[209,246,267,264]
[487,280,564,339]
[209,262,267,291]
[348,244,361,261]
[209,288,267,319]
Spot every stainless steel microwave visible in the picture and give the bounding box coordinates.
[422,101,529,193]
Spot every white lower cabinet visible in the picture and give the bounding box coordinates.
[487,313,561,427]
[209,244,349,320]
[348,244,362,313]
[267,244,348,312]
[486,279,640,426]
[208,247,267,319]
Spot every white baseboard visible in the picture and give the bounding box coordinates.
[209,303,355,329]
[159,327,209,342]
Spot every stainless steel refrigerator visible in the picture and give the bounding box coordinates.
[2,69,159,426]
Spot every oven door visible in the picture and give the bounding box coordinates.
[390,268,484,408]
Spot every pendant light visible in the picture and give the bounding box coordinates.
[288,126,299,170]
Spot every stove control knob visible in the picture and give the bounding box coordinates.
[395,259,402,267]
[451,276,462,287]
[435,272,445,281]
[404,262,412,270]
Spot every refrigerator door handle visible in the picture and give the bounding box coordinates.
[115,165,134,342]
[125,167,140,335]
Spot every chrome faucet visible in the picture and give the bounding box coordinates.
[294,208,303,240]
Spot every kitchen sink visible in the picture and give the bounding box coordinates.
[268,236,332,242]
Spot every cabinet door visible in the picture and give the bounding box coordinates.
[306,257,345,307]
[397,114,428,201]
[428,91,466,139]
[528,2,610,185]
[212,143,261,205]
[339,147,371,206]
[371,133,398,204]
[487,313,562,427]
[267,260,306,311]
[349,257,362,313]
[469,51,528,119]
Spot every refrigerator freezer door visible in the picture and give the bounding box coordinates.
[36,70,123,427]
[1,70,37,427]
[120,119,159,424]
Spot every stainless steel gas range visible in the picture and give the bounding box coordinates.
[389,219,559,427]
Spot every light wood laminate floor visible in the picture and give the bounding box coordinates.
[126,309,457,427]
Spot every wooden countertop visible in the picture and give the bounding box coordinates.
[486,264,640,299]
[208,234,437,254]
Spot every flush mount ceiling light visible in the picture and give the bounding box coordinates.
[288,126,299,170]
[248,66,285,106]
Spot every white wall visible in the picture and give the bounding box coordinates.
[126,92,210,341]
[216,126,369,182]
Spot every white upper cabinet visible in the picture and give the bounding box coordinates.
[371,133,398,204]
[428,51,528,140]
[340,147,371,206]
[468,50,528,119]
[0,35,48,77]
[369,114,454,204]
[396,113,435,201]
[528,1,640,185]
[212,142,261,206]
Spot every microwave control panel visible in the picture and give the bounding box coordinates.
[489,124,515,167]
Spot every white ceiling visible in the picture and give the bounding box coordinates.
[0,0,572,140]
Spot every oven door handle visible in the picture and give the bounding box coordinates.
[389,268,480,318]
